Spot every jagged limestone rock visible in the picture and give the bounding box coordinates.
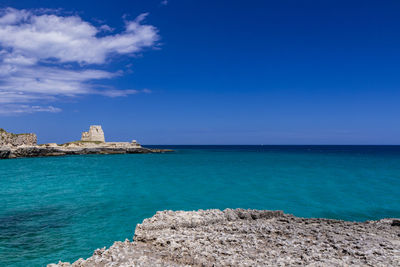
[0,128,37,147]
[48,208,400,267]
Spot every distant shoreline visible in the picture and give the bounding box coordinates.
[0,127,173,159]
[0,143,173,159]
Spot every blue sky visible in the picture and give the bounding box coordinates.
[0,0,399,144]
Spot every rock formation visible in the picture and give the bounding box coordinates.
[48,209,400,267]
[81,125,105,142]
[0,128,37,147]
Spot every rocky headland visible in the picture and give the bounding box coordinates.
[0,127,172,159]
[49,209,400,267]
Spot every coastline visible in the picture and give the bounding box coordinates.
[0,126,173,159]
[0,144,173,159]
[48,208,400,266]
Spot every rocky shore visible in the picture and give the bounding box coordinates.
[48,209,400,267]
[0,142,172,159]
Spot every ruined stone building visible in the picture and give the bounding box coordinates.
[0,128,37,147]
[81,125,105,142]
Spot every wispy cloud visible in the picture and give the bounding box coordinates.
[0,7,159,114]
[97,88,151,97]
[0,104,61,114]
[160,0,169,6]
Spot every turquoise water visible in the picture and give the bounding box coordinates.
[1,145,400,266]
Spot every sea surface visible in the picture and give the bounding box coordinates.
[1,145,400,266]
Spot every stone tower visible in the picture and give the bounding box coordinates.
[81,125,105,142]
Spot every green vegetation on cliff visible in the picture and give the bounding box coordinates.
[60,140,104,146]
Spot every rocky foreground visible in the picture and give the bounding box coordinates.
[49,209,400,267]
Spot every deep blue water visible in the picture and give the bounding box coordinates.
[1,145,400,266]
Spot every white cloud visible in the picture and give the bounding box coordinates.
[161,0,169,6]
[0,8,159,114]
[0,8,158,64]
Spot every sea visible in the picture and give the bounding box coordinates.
[0,145,399,266]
